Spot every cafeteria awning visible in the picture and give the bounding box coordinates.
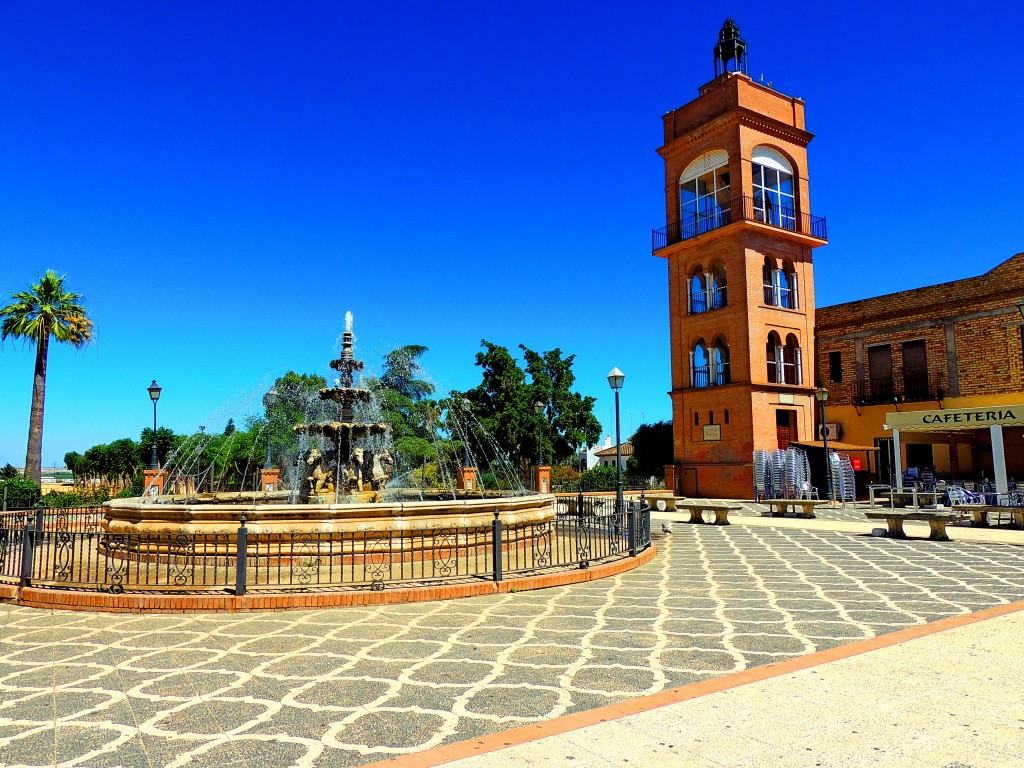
[883,405,1024,433]
[882,404,1024,494]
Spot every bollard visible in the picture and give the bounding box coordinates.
[235,513,248,596]
[628,502,637,558]
[34,503,44,544]
[491,509,503,582]
[20,518,35,588]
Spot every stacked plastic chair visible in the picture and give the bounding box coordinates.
[753,447,812,500]
[828,453,856,503]
[753,450,770,501]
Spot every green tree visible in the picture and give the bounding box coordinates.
[0,270,93,485]
[577,464,619,491]
[463,341,532,466]
[139,427,180,468]
[63,452,82,483]
[262,371,328,469]
[462,341,601,470]
[0,463,18,480]
[369,345,438,445]
[0,475,40,509]
[627,421,674,479]
[520,345,602,465]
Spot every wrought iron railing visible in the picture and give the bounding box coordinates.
[689,286,728,314]
[854,369,945,405]
[0,499,651,595]
[762,282,798,309]
[690,363,731,389]
[653,196,827,251]
[767,359,802,386]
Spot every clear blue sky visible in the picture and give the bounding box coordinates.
[2,1,1022,468]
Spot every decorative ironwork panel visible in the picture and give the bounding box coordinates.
[364,530,391,590]
[576,511,592,568]
[104,534,129,593]
[432,528,456,577]
[170,535,195,586]
[53,531,75,581]
[531,521,551,568]
[291,534,318,585]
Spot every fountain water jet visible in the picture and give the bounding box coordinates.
[294,312,393,503]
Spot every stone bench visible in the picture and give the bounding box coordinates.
[956,504,1024,529]
[761,499,829,519]
[864,510,958,541]
[676,501,742,526]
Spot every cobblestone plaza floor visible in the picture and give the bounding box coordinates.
[2,522,1024,767]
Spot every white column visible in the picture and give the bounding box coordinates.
[892,429,903,488]
[991,424,1008,494]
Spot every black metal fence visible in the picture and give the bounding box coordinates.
[854,369,946,405]
[0,498,651,595]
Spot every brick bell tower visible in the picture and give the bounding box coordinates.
[654,19,828,499]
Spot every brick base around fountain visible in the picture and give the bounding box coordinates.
[5,545,655,613]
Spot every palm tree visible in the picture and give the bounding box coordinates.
[0,270,92,486]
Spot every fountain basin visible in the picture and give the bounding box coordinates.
[104,493,555,535]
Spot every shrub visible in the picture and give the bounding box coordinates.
[0,476,40,510]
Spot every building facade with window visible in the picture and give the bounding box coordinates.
[654,20,828,499]
[814,254,1024,486]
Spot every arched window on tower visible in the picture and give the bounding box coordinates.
[761,256,800,309]
[712,336,731,385]
[690,339,710,388]
[680,150,731,239]
[709,261,728,309]
[783,334,803,385]
[762,257,775,305]
[689,267,708,314]
[766,332,783,383]
[781,260,799,309]
[752,146,796,231]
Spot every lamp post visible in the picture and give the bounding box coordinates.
[607,368,625,514]
[147,380,162,470]
[815,386,830,502]
[262,388,280,469]
[533,400,545,467]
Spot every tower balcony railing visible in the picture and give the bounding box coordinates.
[689,285,727,314]
[652,196,827,251]
[690,362,731,389]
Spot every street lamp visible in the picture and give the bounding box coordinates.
[815,386,830,501]
[606,368,625,515]
[147,380,162,470]
[533,400,545,467]
[262,387,280,469]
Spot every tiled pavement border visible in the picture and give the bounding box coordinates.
[1,546,656,613]
[363,598,1024,768]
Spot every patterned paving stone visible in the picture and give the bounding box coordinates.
[2,524,1024,766]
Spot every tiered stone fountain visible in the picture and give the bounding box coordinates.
[295,313,393,503]
[102,314,556,556]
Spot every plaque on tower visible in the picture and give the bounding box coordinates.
[702,424,721,441]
